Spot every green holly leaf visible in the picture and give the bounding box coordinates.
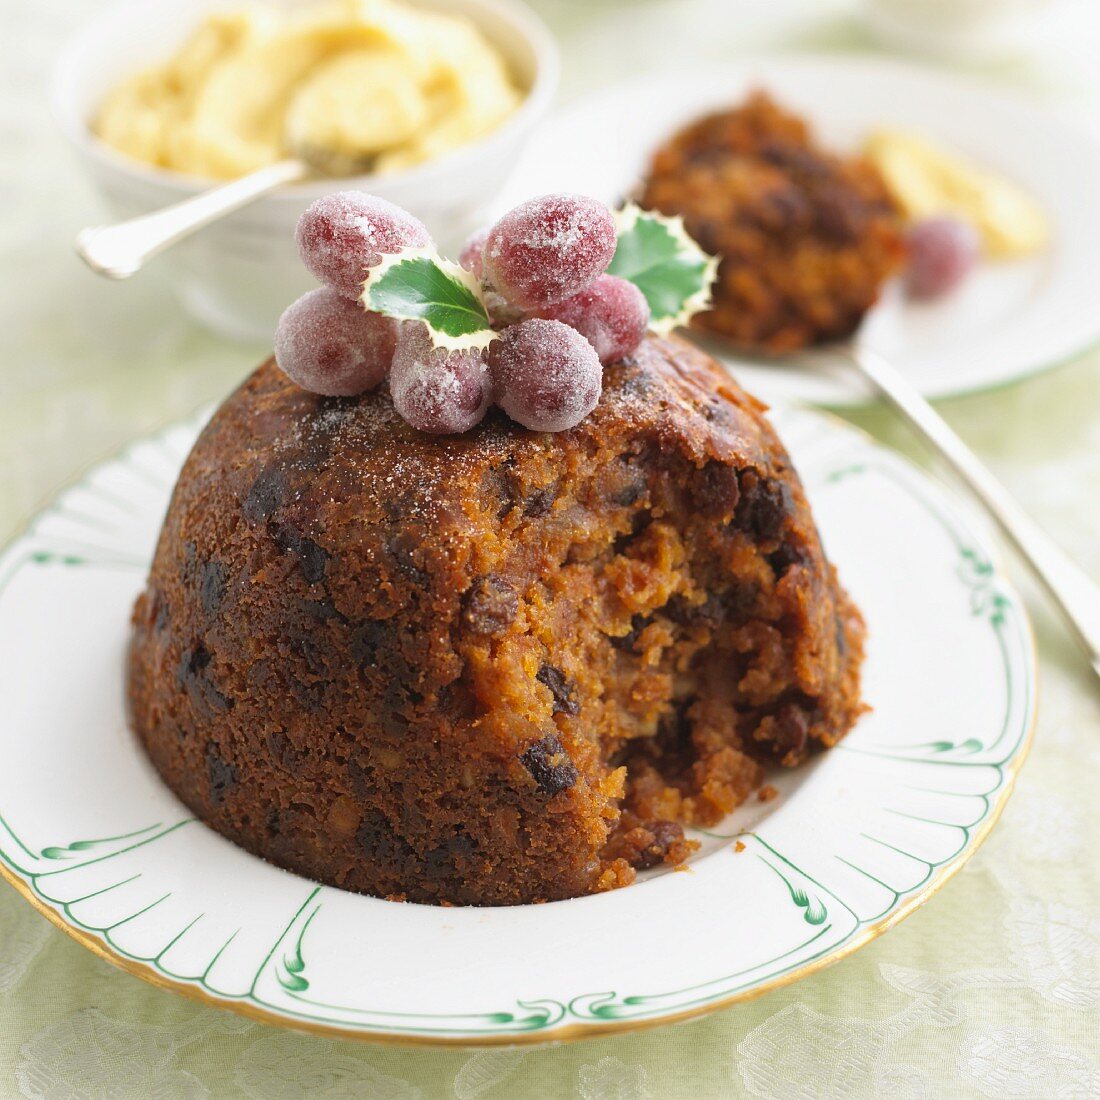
[362,248,494,350]
[608,205,717,333]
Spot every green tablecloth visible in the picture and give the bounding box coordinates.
[2,2,1098,1096]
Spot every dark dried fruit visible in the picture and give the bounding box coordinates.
[520,734,578,796]
[462,574,519,635]
[176,643,232,716]
[266,730,298,771]
[356,810,413,865]
[271,523,328,584]
[611,480,646,508]
[422,833,476,879]
[609,459,647,507]
[297,597,344,623]
[205,744,237,802]
[536,664,580,716]
[523,487,556,518]
[694,462,741,518]
[768,542,808,578]
[350,617,393,669]
[770,702,811,760]
[633,821,686,870]
[610,613,650,652]
[666,587,756,627]
[243,467,287,524]
[734,471,790,542]
[199,560,228,615]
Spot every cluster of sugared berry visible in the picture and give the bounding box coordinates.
[275,192,651,434]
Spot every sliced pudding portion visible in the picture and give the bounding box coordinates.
[128,334,864,905]
[640,91,906,352]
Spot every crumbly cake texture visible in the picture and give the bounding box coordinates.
[639,91,905,352]
[128,334,865,905]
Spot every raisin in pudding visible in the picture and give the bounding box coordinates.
[128,192,865,905]
[640,92,905,352]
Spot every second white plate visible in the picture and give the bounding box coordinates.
[497,55,1100,406]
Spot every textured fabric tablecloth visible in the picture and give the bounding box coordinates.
[2,1,1098,1096]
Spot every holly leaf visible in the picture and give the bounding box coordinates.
[608,205,717,333]
[362,248,494,350]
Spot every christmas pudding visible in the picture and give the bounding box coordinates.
[128,192,865,905]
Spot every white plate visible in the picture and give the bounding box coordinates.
[0,405,1034,1044]
[495,55,1100,406]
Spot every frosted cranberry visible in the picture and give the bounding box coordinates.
[389,323,490,435]
[458,227,489,281]
[274,288,397,397]
[906,216,980,299]
[296,192,431,300]
[488,319,602,433]
[536,274,649,365]
[482,195,617,310]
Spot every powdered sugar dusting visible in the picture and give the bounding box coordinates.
[390,323,491,435]
[296,191,431,300]
[482,194,616,310]
[488,318,602,432]
[274,287,397,396]
[538,274,649,365]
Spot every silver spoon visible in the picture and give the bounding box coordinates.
[832,340,1100,681]
[76,140,373,280]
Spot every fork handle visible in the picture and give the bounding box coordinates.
[848,343,1100,682]
[75,158,310,279]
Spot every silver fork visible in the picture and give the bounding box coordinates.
[844,342,1100,681]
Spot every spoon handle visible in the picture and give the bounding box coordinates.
[76,159,310,279]
[848,343,1100,682]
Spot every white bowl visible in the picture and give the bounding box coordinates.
[53,0,560,341]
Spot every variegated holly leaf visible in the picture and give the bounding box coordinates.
[608,205,717,333]
[361,248,494,351]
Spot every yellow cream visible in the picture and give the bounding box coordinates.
[94,0,522,179]
[864,130,1047,258]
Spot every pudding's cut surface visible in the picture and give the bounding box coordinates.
[128,335,865,905]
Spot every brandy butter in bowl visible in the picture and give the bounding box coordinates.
[53,0,559,340]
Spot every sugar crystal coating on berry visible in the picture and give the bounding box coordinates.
[536,274,650,365]
[482,194,617,310]
[390,323,491,435]
[905,216,979,299]
[489,319,602,433]
[296,191,431,300]
[457,227,488,281]
[275,287,398,397]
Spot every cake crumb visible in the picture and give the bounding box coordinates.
[758,784,778,803]
[734,839,746,852]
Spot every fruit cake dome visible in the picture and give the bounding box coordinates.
[128,193,865,905]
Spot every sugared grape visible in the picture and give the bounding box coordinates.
[482,194,617,310]
[457,227,488,281]
[488,319,602,433]
[536,274,649,365]
[275,287,397,397]
[296,191,431,300]
[905,216,980,300]
[390,323,490,435]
